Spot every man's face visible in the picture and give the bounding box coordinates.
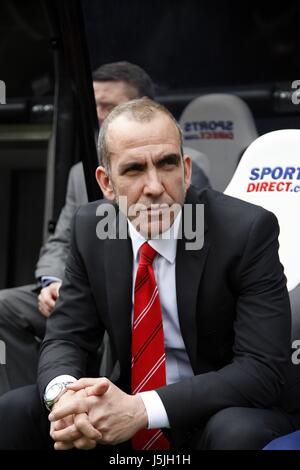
[96,112,192,238]
[93,80,135,125]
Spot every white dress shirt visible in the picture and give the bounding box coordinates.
[46,211,194,429]
[128,212,194,428]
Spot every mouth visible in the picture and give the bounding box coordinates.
[128,202,179,237]
[143,204,171,217]
[127,202,180,228]
[145,203,170,211]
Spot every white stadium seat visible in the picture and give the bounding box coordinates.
[179,94,258,191]
[225,129,300,292]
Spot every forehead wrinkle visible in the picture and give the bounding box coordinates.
[110,145,180,167]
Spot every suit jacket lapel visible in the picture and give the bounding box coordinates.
[176,187,210,372]
[104,210,133,379]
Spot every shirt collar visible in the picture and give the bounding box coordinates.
[128,210,182,265]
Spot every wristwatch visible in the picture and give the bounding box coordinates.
[43,381,73,411]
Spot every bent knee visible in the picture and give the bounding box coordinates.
[202,407,274,450]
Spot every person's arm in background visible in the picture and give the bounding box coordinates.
[35,163,88,317]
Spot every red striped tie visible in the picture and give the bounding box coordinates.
[131,242,170,450]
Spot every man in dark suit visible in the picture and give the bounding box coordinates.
[0,98,294,450]
[0,61,211,396]
[0,62,210,396]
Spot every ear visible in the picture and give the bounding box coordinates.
[95,166,115,200]
[183,154,192,189]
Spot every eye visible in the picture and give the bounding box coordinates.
[157,155,180,168]
[121,164,145,176]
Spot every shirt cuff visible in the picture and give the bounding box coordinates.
[45,375,77,394]
[138,391,170,429]
[40,276,62,288]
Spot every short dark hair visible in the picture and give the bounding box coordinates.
[92,61,155,99]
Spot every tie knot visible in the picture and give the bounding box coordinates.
[139,242,157,266]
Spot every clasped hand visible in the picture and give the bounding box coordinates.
[48,378,148,450]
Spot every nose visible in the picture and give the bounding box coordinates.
[143,169,164,197]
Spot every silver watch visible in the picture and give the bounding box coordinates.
[43,381,73,411]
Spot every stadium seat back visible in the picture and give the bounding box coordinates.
[179,94,258,191]
[225,129,300,292]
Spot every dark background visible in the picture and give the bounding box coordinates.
[1,0,300,99]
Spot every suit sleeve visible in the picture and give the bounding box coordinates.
[157,210,292,428]
[37,208,105,396]
[35,165,80,281]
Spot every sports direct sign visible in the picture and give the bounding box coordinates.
[247,166,300,193]
[183,120,234,141]
[224,129,300,292]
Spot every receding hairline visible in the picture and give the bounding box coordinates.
[108,106,180,132]
[105,108,182,146]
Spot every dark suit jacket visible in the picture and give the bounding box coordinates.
[38,187,291,431]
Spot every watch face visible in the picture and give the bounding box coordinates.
[46,383,63,401]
